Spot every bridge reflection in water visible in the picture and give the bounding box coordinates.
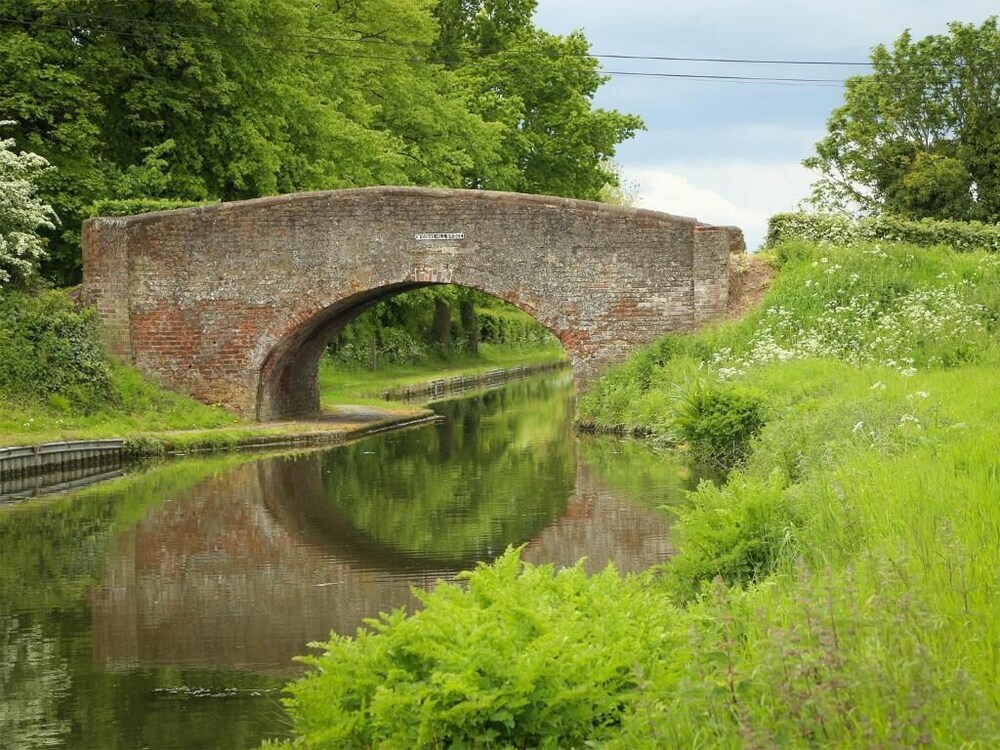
[89,377,684,674]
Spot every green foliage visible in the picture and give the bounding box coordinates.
[767,211,1000,253]
[1,0,639,284]
[476,304,556,348]
[0,287,238,439]
[617,552,1000,748]
[120,434,166,458]
[87,198,211,218]
[435,0,643,199]
[666,472,796,601]
[279,549,677,750]
[805,17,1000,221]
[0,289,112,412]
[671,379,768,468]
[328,286,558,370]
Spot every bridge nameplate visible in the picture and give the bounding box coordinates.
[415,233,465,241]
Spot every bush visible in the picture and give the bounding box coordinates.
[477,306,556,348]
[0,289,115,412]
[276,549,677,750]
[666,471,797,601]
[0,124,57,285]
[671,379,768,468]
[87,198,212,217]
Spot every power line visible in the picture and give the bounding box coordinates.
[0,15,858,88]
[605,70,845,87]
[1,5,873,70]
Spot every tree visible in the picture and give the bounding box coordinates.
[435,0,644,199]
[804,17,1000,222]
[0,122,57,286]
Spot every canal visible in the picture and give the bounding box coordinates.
[0,373,698,749]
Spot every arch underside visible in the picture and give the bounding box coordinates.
[257,282,428,420]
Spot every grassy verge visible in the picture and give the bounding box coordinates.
[268,240,1000,748]
[318,343,566,409]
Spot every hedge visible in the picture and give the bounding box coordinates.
[766,212,1000,253]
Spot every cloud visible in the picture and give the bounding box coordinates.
[536,1,998,56]
[627,162,815,250]
[615,122,825,165]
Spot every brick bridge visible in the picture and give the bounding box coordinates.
[81,187,738,420]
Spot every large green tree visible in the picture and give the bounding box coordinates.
[435,0,644,199]
[805,17,1000,222]
[0,0,639,284]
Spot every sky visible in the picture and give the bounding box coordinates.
[533,1,998,249]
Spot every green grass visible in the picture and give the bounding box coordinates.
[0,361,240,445]
[270,239,1000,748]
[318,342,566,409]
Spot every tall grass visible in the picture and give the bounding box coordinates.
[271,239,1000,748]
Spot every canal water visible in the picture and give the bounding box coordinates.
[0,373,697,750]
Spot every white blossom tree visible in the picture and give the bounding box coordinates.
[0,122,57,286]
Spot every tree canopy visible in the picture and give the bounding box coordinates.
[0,0,642,284]
[804,16,1000,223]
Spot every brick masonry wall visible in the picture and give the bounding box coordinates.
[693,226,733,325]
[81,187,734,420]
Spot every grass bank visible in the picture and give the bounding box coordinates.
[0,289,564,449]
[269,239,1000,748]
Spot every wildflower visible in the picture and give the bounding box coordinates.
[852,421,864,433]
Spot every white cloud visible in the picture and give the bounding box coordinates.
[628,162,815,250]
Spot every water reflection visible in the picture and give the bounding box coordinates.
[0,374,695,749]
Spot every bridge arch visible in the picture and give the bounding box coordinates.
[82,187,735,420]
[257,281,564,420]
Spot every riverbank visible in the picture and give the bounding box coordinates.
[271,238,1000,749]
[0,348,566,462]
[318,344,566,408]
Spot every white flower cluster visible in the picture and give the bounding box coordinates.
[0,122,57,285]
[712,275,986,380]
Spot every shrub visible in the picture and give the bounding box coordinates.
[87,198,212,217]
[276,549,678,750]
[0,123,57,285]
[477,306,556,348]
[666,471,797,601]
[671,379,768,468]
[0,289,115,412]
[766,212,1000,254]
